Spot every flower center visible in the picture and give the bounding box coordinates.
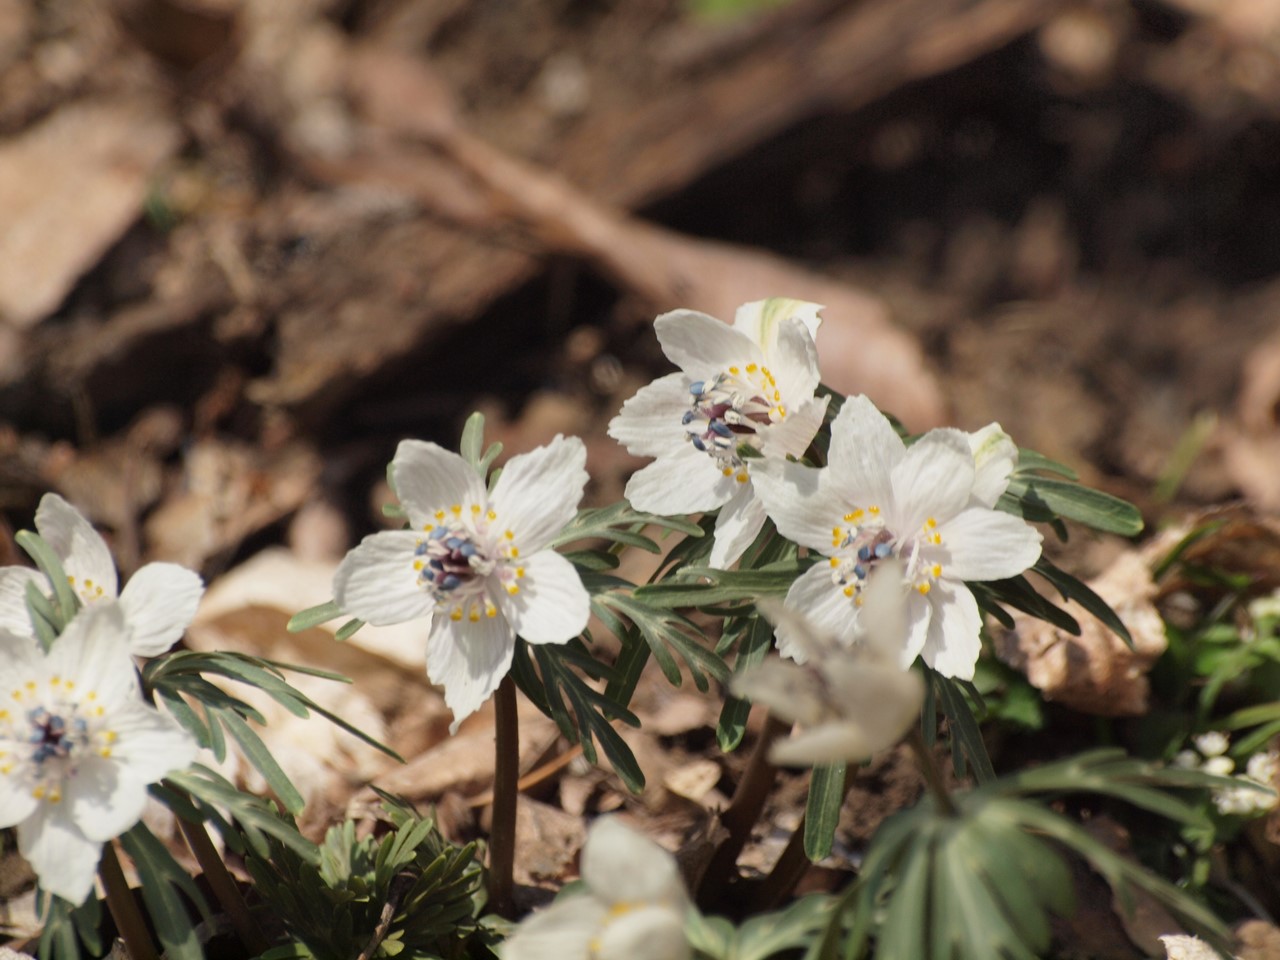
[0,680,116,804]
[683,363,785,477]
[828,509,945,601]
[412,503,525,623]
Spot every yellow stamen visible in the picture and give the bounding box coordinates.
[746,363,758,373]
[931,564,942,578]
[487,509,497,521]
[450,608,463,621]
[829,557,840,567]
[735,472,749,484]
[843,585,855,598]
[471,504,482,514]
[450,504,462,515]
[507,584,520,595]
[917,583,931,595]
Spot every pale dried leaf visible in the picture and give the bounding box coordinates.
[994,551,1166,716]
[0,99,180,328]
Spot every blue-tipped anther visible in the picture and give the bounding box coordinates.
[709,420,734,438]
[854,564,867,579]
[857,545,872,562]
[874,542,893,559]
[460,542,477,558]
[682,410,697,425]
[441,574,461,591]
[689,380,705,396]
[691,436,707,452]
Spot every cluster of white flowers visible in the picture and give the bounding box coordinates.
[329,300,1044,752]
[503,817,689,960]
[0,495,200,903]
[1173,732,1279,817]
[609,299,1043,683]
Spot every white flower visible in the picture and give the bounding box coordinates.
[1160,934,1232,960]
[333,436,590,732]
[0,494,204,656]
[0,604,198,903]
[607,299,830,569]
[503,817,689,960]
[1193,731,1230,758]
[732,562,924,766]
[751,395,1043,679]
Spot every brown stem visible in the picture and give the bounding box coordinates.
[488,674,519,918]
[99,840,160,960]
[753,764,857,911]
[751,814,810,913]
[697,711,789,904]
[174,795,270,955]
[908,728,957,816]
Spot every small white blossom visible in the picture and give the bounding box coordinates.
[503,817,689,960]
[608,299,830,569]
[733,562,924,766]
[0,604,198,903]
[1193,731,1230,758]
[751,395,1043,679]
[333,436,590,732]
[1174,734,1278,817]
[1160,934,1232,960]
[0,494,204,656]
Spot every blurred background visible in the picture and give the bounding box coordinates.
[5,0,1280,941]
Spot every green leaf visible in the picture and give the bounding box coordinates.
[459,411,487,471]
[1005,476,1143,536]
[334,618,366,642]
[119,823,211,960]
[804,764,848,861]
[1014,448,1079,480]
[287,600,344,633]
[717,614,775,752]
[932,671,995,784]
[220,711,306,814]
[634,559,805,609]
[16,529,80,628]
[1034,557,1133,647]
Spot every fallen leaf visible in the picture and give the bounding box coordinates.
[0,98,180,328]
[994,551,1167,716]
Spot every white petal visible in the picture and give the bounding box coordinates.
[763,316,821,406]
[826,396,902,508]
[425,611,516,733]
[0,623,44,682]
[390,441,486,527]
[967,423,1017,507]
[733,298,823,349]
[918,581,983,680]
[758,395,828,460]
[900,591,932,668]
[709,484,767,569]
[888,430,974,531]
[770,722,879,767]
[583,817,686,906]
[490,435,588,553]
[821,655,924,752]
[938,509,1043,582]
[779,566,858,661]
[118,563,204,656]
[95,701,199,790]
[0,767,39,828]
[16,805,102,904]
[503,896,604,960]
[596,904,690,960]
[49,605,140,708]
[607,373,692,458]
[333,531,435,626]
[750,460,846,554]
[730,659,827,727]
[498,550,589,645]
[654,309,762,378]
[624,445,735,516]
[0,567,43,635]
[63,756,147,843]
[35,493,118,600]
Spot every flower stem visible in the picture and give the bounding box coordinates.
[697,711,788,906]
[99,840,160,960]
[753,764,855,911]
[908,728,957,816]
[489,674,519,918]
[174,801,270,954]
